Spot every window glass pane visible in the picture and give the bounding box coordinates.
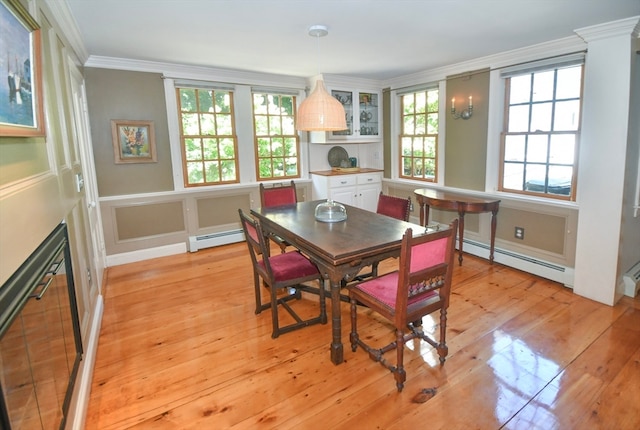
[199,90,213,112]
[216,114,233,135]
[403,94,414,114]
[426,113,438,134]
[220,138,235,159]
[524,164,547,191]
[269,116,282,135]
[412,139,424,155]
[185,138,202,161]
[282,115,295,134]
[199,113,215,135]
[527,135,548,163]
[553,100,580,131]
[427,90,439,111]
[504,135,525,161]
[530,102,552,132]
[403,116,415,135]
[556,66,582,99]
[549,134,575,164]
[205,161,220,182]
[187,162,204,184]
[255,115,268,135]
[415,92,426,113]
[425,136,436,157]
[508,105,530,132]
[509,75,531,104]
[203,138,218,159]
[182,113,199,135]
[215,92,231,113]
[180,89,197,112]
[503,163,524,190]
[547,166,573,195]
[401,137,412,156]
[532,70,554,102]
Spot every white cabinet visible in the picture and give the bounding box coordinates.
[311,171,382,212]
[309,88,381,144]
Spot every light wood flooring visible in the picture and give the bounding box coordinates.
[85,242,640,429]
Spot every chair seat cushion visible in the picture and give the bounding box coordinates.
[352,272,438,309]
[259,251,319,281]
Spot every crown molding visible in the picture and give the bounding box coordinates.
[384,35,586,90]
[575,15,640,42]
[84,56,307,89]
[42,0,88,65]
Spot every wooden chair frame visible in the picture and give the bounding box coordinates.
[348,219,458,392]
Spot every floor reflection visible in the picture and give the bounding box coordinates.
[489,330,561,428]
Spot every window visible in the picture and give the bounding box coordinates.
[500,63,583,200]
[400,88,439,181]
[177,87,238,186]
[252,92,300,180]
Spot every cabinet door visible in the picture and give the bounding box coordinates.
[358,92,379,138]
[330,186,357,207]
[357,183,381,212]
[330,89,353,138]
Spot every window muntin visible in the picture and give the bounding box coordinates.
[252,92,300,180]
[500,64,582,200]
[400,89,439,181]
[177,87,239,186]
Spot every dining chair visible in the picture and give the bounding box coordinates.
[352,192,412,282]
[238,209,326,338]
[259,180,298,253]
[348,219,458,392]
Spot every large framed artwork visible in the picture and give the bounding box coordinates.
[111,119,157,164]
[0,0,45,137]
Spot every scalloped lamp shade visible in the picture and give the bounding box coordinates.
[297,80,347,131]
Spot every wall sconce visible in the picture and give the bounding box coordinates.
[451,95,473,120]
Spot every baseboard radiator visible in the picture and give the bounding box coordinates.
[623,261,640,297]
[462,239,574,287]
[188,229,245,252]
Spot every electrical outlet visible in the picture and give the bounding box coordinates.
[514,227,525,240]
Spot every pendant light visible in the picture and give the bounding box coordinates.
[296,25,347,131]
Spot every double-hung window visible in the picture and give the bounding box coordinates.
[399,88,439,181]
[252,91,300,180]
[176,85,239,186]
[500,57,583,200]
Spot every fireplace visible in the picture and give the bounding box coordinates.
[0,223,83,429]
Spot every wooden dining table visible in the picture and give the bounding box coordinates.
[251,200,430,365]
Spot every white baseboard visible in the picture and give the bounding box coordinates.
[67,295,103,430]
[463,239,574,287]
[106,242,187,267]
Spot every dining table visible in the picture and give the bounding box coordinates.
[251,200,431,365]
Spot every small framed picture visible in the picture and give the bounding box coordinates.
[0,0,46,137]
[111,120,157,164]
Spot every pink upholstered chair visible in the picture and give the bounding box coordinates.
[353,192,412,282]
[259,180,298,253]
[376,192,411,222]
[238,209,326,338]
[348,219,458,392]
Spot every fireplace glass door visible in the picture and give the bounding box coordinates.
[0,224,82,429]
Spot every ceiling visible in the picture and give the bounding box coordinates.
[65,0,639,81]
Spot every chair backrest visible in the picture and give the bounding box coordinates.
[395,219,458,326]
[376,192,411,222]
[260,180,298,207]
[238,209,273,281]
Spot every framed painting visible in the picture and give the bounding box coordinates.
[111,120,157,164]
[0,0,45,137]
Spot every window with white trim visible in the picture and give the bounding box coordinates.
[500,59,583,200]
[399,88,440,181]
[252,91,300,180]
[176,86,239,186]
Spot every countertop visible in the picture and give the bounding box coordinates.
[310,168,383,176]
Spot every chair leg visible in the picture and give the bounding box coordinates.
[349,298,359,352]
[270,282,280,339]
[437,308,449,364]
[253,272,262,315]
[394,329,407,392]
